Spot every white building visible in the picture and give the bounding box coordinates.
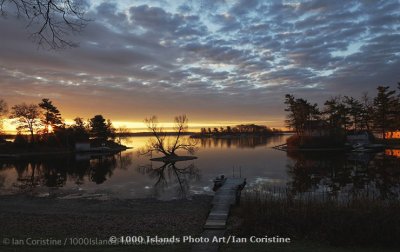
[346,131,373,145]
[75,142,90,151]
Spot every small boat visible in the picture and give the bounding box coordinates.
[213,175,227,191]
[352,143,365,149]
[352,147,375,153]
[352,143,385,152]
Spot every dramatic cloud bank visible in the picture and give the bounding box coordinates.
[0,0,399,127]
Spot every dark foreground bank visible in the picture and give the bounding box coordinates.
[223,189,400,252]
[0,194,212,252]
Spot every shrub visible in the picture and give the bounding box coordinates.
[13,133,29,148]
[232,189,400,247]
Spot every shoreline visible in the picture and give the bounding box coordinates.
[0,141,131,158]
[0,148,130,158]
[0,194,212,248]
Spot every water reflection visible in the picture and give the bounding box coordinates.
[287,150,400,199]
[0,153,133,192]
[137,161,200,199]
[1,135,399,201]
[385,149,400,158]
[0,152,201,199]
[198,135,285,149]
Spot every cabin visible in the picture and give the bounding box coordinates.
[346,131,374,145]
[75,142,91,151]
[385,131,400,139]
[385,149,400,158]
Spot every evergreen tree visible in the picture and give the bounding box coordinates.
[373,86,396,139]
[284,94,320,135]
[391,83,400,132]
[323,97,349,132]
[360,93,374,131]
[343,96,363,132]
[71,117,90,141]
[38,98,63,134]
[89,115,115,141]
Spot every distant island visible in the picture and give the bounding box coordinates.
[191,124,283,139]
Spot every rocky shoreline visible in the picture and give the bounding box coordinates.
[0,194,212,250]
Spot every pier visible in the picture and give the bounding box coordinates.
[272,143,288,151]
[192,176,246,252]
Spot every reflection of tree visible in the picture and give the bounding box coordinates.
[89,155,117,184]
[137,161,200,198]
[0,152,130,192]
[369,154,400,199]
[199,136,278,149]
[117,152,133,170]
[41,157,69,187]
[286,150,400,199]
[287,151,349,195]
[14,159,42,189]
[0,174,5,188]
[71,158,90,186]
[10,157,77,188]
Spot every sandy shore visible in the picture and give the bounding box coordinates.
[0,194,212,250]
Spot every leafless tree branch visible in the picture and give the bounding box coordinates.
[138,115,198,158]
[0,0,89,49]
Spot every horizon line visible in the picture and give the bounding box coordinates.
[1,119,287,134]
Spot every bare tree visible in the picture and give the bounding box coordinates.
[9,103,42,143]
[115,126,129,144]
[360,92,373,131]
[0,99,8,134]
[137,161,200,198]
[139,115,198,160]
[0,0,89,49]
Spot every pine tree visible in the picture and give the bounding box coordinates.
[373,86,396,139]
[89,115,115,141]
[38,98,63,134]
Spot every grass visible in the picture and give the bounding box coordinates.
[227,187,400,249]
[2,242,399,252]
[3,243,399,252]
[221,241,400,252]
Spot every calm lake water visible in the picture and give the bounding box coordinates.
[1,135,400,200]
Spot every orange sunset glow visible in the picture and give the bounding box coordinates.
[1,118,284,134]
[1,1,399,133]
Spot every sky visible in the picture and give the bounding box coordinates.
[0,0,399,131]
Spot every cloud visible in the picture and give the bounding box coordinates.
[0,0,399,126]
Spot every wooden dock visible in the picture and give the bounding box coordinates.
[272,143,287,151]
[192,177,246,252]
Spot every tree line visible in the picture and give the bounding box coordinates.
[0,98,115,148]
[284,84,400,139]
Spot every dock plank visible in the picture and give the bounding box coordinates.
[192,177,246,252]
